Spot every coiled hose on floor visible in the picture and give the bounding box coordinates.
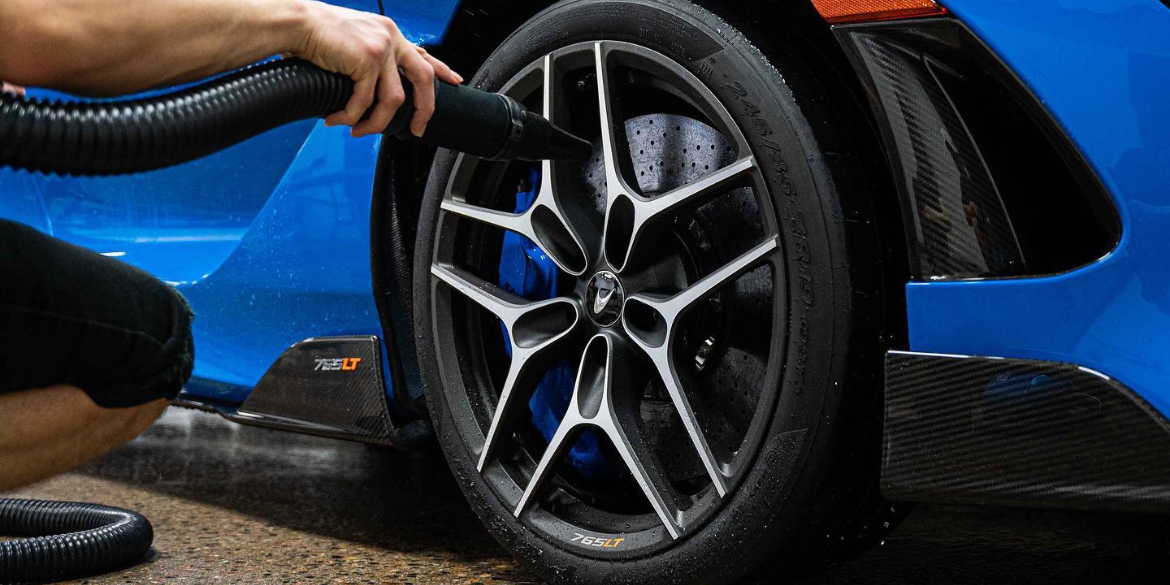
[0,498,153,584]
[0,58,353,176]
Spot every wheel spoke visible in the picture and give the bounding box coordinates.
[621,236,780,496]
[666,236,780,317]
[644,156,757,217]
[512,408,576,518]
[476,359,531,472]
[594,42,643,271]
[431,263,532,326]
[594,42,632,201]
[530,54,591,274]
[604,349,684,539]
[624,331,728,497]
[441,199,528,235]
[431,264,581,470]
[513,335,683,538]
[607,156,758,271]
[439,55,589,275]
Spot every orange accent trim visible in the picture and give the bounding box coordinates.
[809,0,947,25]
[341,357,362,371]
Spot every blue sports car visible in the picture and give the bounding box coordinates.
[4,0,1169,582]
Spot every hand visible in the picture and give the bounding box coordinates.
[1,82,24,96]
[293,1,463,138]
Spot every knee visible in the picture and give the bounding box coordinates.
[111,398,170,445]
[84,286,195,409]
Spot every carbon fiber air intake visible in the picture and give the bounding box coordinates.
[0,59,591,176]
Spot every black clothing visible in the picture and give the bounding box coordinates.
[0,219,193,408]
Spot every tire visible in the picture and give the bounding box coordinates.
[412,1,893,583]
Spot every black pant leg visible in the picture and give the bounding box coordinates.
[0,219,194,407]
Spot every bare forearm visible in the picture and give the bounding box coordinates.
[1,0,461,136]
[0,0,308,95]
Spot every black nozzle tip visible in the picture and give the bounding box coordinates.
[545,122,594,162]
[516,114,594,162]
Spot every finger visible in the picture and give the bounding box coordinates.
[352,64,407,137]
[1,83,24,97]
[415,46,463,84]
[326,74,377,127]
[423,53,463,85]
[400,51,436,137]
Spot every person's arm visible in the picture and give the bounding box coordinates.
[0,0,461,137]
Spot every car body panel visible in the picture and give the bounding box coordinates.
[179,125,383,402]
[0,0,457,406]
[382,0,462,44]
[906,0,1170,417]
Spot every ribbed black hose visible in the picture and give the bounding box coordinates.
[1,57,592,176]
[0,59,353,176]
[0,498,153,584]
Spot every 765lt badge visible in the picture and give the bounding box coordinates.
[313,357,362,371]
[570,533,625,549]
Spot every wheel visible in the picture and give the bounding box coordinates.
[412,0,892,582]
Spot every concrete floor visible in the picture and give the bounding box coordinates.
[6,408,1170,584]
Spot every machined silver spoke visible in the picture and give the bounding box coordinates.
[440,54,589,276]
[643,156,757,218]
[594,42,635,205]
[593,41,643,272]
[431,264,581,471]
[666,236,780,315]
[440,200,528,234]
[605,156,758,272]
[622,236,781,496]
[513,335,683,538]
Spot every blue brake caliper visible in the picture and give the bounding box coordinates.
[498,167,611,476]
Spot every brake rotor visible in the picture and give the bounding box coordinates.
[583,113,735,206]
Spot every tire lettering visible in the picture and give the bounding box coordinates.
[722,73,816,397]
[570,533,625,549]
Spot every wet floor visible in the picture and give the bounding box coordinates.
[5,408,1170,584]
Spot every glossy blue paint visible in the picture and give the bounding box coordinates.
[908,0,1170,416]
[180,124,384,402]
[382,0,462,44]
[0,122,314,284]
[0,0,457,409]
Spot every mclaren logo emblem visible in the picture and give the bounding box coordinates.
[593,278,617,314]
[585,270,624,327]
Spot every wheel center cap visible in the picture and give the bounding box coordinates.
[585,271,624,327]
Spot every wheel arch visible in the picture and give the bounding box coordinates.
[688,0,910,348]
[371,0,559,417]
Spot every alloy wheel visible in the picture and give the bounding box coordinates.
[427,40,786,555]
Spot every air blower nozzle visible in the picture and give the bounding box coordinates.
[389,75,594,163]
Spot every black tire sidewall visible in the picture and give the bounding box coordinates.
[414,1,861,583]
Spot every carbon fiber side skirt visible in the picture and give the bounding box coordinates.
[233,336,399,446]
[884,351,1170,513]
